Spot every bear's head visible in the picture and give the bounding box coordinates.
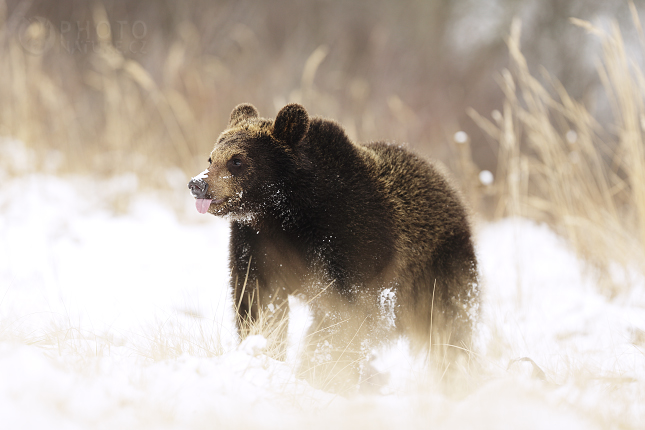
[188,103,310,221]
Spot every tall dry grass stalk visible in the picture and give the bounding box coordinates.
[469,11,645,294]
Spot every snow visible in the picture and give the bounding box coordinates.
[1,147,644,428]
[239,334,268,356]
[453,130,468,143]
[479,169,494,185]
[193,169,209,180]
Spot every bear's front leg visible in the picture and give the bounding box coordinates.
[298,292,377,394]
[230,223,290,360]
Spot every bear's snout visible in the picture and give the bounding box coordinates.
[188,178,209,199]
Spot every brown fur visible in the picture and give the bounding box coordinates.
[191,103,479,393]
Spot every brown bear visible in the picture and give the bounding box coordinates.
[188,103,479,393]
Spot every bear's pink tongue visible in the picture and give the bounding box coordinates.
[196,199,213,214]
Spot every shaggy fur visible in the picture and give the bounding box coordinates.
[190,103,479,392]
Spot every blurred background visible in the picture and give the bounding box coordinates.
[2,0,645,291]
[0,0,636,176]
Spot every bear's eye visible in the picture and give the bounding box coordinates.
[226,157,245,175]
[208,157,212,165]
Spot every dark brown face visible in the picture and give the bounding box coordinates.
[188,130,257,218]
[188,102,310,220]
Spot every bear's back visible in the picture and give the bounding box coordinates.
[298,119,471,256]
[356,141,472,259]
[290,116,473,280]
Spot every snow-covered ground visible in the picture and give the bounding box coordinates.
[1,142,644,429]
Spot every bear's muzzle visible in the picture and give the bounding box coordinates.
[188,178,209,199]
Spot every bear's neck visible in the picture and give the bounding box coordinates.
[260,143,370,237]
[243,117,372,240]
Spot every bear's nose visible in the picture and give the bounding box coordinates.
[188,178,209,198]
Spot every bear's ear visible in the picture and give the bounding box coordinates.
[229,103,259,128]
[272,104,310,146]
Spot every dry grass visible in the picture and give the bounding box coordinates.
[468,9,645,294]
[0,1,213,185]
